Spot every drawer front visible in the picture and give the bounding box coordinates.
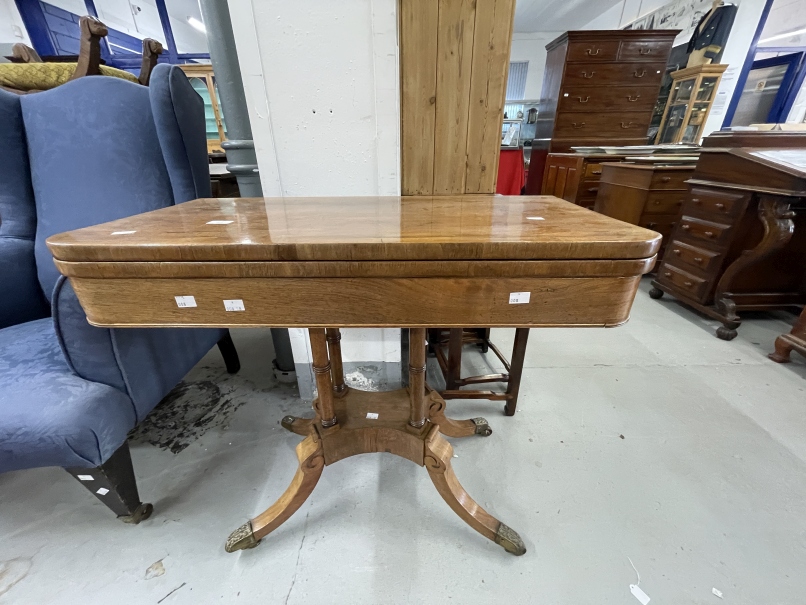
[567,40,621,62]
[688,186,747,218]
[558,85,660,113]
[640,214,678,239]
[678,216,732,246]
[656,263,709,300]
[619,39,673,62]
[665,240,723,275]
[650,171,691,190]
[584,162,604,178]
[554,112,650,138]
[563,63,665,87]
[643,191,686,215]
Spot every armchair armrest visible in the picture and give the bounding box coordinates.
[11,44,42,63]
[139,39,164,86]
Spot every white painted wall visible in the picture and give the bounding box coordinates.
[228,0,402,378]
[509,32,563,100]
[0,0,30,53]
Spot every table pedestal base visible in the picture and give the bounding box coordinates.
[225,387,525,556]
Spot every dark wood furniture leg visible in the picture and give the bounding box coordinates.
[216,332,241,374]
[445,328,463,390]
[504,328,530,416]
[65,441,153,523]
[769,306,806,363]
[139,38,164,86]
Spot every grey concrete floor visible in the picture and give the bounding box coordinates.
[2,279,805,604]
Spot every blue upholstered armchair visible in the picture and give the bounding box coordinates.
[0,64,239,522]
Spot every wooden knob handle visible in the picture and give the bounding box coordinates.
[694,257,703,263]
[682,224,690,230]
[673,249,681,255]
[705,231,714,238]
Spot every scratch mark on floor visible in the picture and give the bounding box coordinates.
[283,509,311,605]
[0,557,32,597]
[157,581,186,603]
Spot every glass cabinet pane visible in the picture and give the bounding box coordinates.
[188,77,220,141]
[681,102,709,143]
[659,104,687,143]
[673,78,696,102]
[696,77,719,102]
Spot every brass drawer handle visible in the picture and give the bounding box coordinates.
[661,177,671,183]
[664,271,671,277]
[715,203,725,210]
[694,257,703,263]
[705,231,715,238]
[627,95,641,101]
[582,71,595,78]
[578,96,590,103]
[572,122,586,129]
[634,69,647,78]
[684,281,693,287]
[692,197,701,203]
[621,122,636,129]
[586,48,601,56]
[681,224,690,230]
[673,249,681,255]
[591,170,602,175]
[639,47,652,55]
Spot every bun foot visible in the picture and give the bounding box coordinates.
[649,287,664,300]
[716,326,737,341]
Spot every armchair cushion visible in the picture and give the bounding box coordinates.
[0,319,136,472]
[0,63,138,92]
[0,90,48,328]
[20,77,173,301]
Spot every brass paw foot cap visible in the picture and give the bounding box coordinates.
[472,417,493,436]
[281,416,297,431]
[225,522,260,553]
[495,523,526,556]
[119,502,153,524]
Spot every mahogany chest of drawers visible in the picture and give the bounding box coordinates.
[594,163,695,257]
[535,30,678,154]
[541,152,630,209]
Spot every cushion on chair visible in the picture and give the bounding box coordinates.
[149,64,213,202]
[0,89,49,328]
[0,63,138,92]
[20,76,174,301]
[0,319,137,472]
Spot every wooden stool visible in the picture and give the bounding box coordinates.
[429,328,530,416]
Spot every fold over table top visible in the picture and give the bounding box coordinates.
[47,196,661,264]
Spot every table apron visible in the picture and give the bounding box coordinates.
[69,275,642,328]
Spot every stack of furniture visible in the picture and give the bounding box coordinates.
[595,163,696,256]
[534,30,678,155]
[0,16,162,93]
[541,150,631,209]
[650,132,806,340]
[656,64,727,145]
[0,65,238,522]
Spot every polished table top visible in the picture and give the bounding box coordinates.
[47,195,661,263]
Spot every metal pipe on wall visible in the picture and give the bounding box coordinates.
[198,0,295,379]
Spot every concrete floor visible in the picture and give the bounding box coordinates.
[2,279,805,604]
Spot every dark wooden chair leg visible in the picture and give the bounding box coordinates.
[217,331,241,374]
[504,328,529,417]
[65,442,153,523]
[445,328,463,390]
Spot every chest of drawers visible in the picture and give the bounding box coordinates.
[541,152,631,209]
[594,163,694,257]
[535,30,678,154]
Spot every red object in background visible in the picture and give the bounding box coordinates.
[496,148,525,195]
[524,148,548,195]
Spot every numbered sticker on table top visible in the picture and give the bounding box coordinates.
[175,296,197,308]
[509,292,531,304]
[224,299,245,312]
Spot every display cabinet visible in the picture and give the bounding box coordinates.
[178,64,228,154]
[655,64,727,145]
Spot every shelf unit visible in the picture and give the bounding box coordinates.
[655,64,727,145]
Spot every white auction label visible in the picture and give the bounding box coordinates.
[206,220,234,225]
[111,230,136,235]
[526,216,544,221]
[96,488,110,496]
[77,475,94,481]
[175,296,197,308]
[509,292,531,304]
[224,299,245,312]
[366,412,379,420]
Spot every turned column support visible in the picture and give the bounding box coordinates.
[309,328,338,428]
[408,328,428,428]
[326,328,348,396]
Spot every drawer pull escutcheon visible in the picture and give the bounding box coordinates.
[621,122,636,128]
[627,95,641,101]
[586,48,600,55]
[578,96,590,103]
[634,69,647,78]
[572,122,586,129]
[582,71,595,78]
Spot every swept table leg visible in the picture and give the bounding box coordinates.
[225,434,324,552]
[424,429,525,555]
[427,391,492,437]
[281,416,313,436]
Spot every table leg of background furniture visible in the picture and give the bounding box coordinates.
[504,328,530,416]
[769,306,806,363]
[227,326,525,556]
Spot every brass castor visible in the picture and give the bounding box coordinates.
[225,521,261,552]
[472,417,493,436]
[495,523,527,556]
[649,287,664,300]
[119,502,153,524]
[716,326,738,341]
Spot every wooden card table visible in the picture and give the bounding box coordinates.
[47,195,660,556]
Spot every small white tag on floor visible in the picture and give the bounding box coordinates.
[509,292,530,304]
[96,488,109,496]
[366,413,379,419]
[224,299,245,312]
[712,588,723,599]
[175,296,197,308]
[630,584,650,605]
[77,475,93,481]
[206,220,233,225]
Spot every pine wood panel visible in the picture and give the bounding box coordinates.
[47,196,662,263]
[67,275,643,328]
[432,0,477,194]
[400,0,438,195]
[464,0,516,194]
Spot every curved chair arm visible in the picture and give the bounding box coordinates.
[139,39,164,86]
[11,43,42,63]
[70,16,108,81]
